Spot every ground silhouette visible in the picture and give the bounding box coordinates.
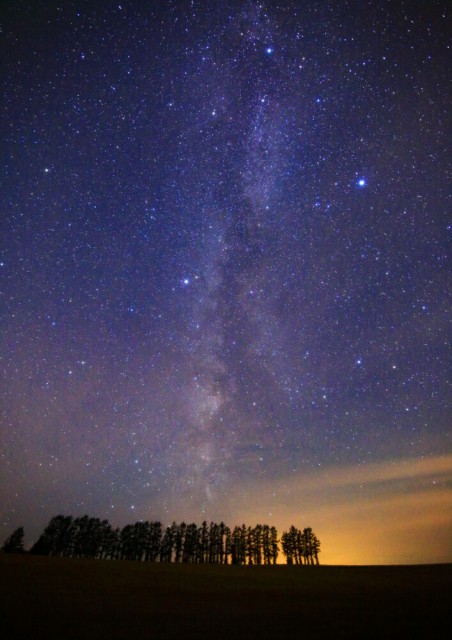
[1,554,450,639]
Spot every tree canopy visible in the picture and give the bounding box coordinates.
[1,526,25,554]
[24,515,321,565]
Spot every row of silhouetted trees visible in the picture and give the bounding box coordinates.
[2,516,321,565]
[281,525,321,565]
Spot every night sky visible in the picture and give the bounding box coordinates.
[1,1,451,564]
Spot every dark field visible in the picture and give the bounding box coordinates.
[1,555,450,639]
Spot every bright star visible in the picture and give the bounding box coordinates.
[357,178,367,187]
[266,47,273,55]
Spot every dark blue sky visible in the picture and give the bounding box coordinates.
[1,1,450,561]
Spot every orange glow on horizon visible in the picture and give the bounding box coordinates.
[237,454,452,565]
[165,454,452,565]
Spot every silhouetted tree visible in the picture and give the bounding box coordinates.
[301,527,321,565]
[160,524,176,562]
[312,533,321,565]
[197,521,209,563]
[102,525,121,560]
[30,515,73,556]
[270,526,279,564]
[120,523,140,561]
[302,527,311,565]
[230,526,239,564]
[231,526,239,564]
[1,526,25,553]
[240,524,247,564]
[281,528,295,564]
[25,513,317,566]
[174,522,186,563]
[133,521,152,561]
[231,525,246,564]
[144,521,162,562]
[254,525,263,565]
[281,525,321,565]
[223,524,232,564]
[218,522,230,564]
[72,516,108,558]
[182,523,198,562]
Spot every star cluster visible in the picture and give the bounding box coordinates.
[1,1,450,562]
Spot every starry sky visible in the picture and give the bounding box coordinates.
[1,1,451,564]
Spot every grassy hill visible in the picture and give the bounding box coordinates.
[1,555,450,639]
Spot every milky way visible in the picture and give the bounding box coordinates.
[1,1,450,562]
